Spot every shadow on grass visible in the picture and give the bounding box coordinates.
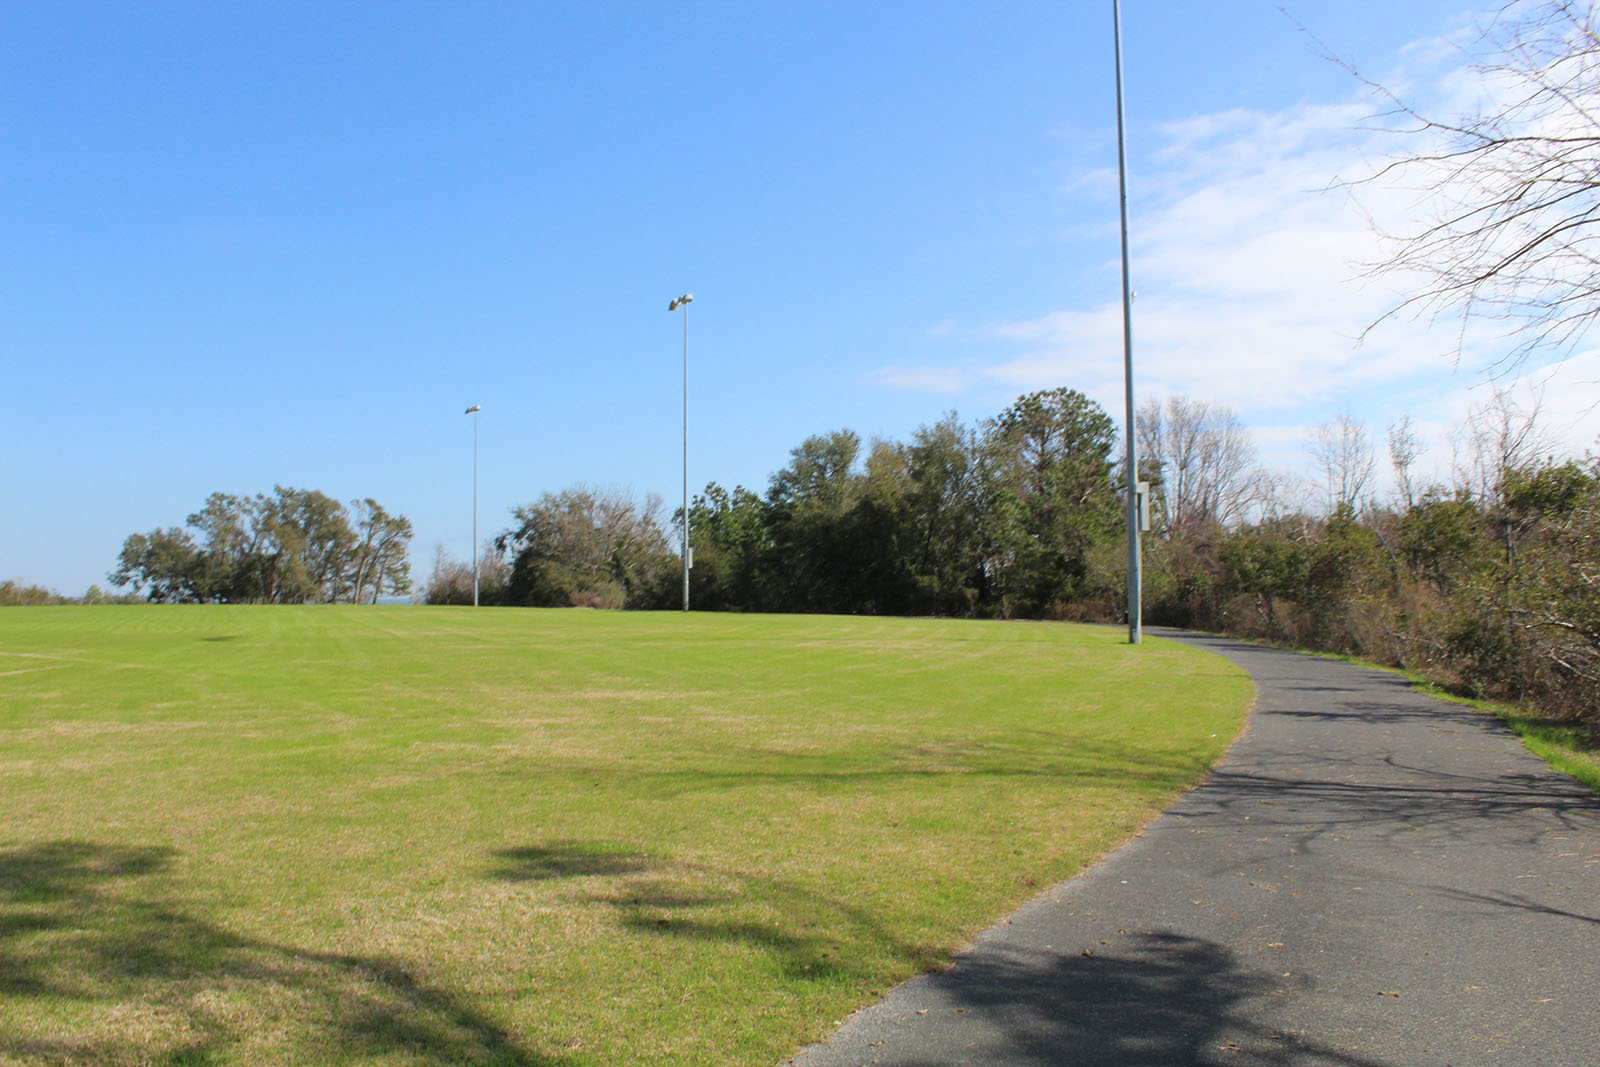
[488,842,653,881]
[1,840,561,1065]
[487,839,944,988]
[476,733,1244,994]
[486,733,1228,805]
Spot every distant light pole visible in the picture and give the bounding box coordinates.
[1113,0,1142,644]
[465,404,481,608]
[668,293,693,613]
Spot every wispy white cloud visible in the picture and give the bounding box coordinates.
[869,364,976,394]
[881,94,1433,409]
[876,13,1600,495]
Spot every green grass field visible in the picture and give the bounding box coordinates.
[0,606,1251,1065]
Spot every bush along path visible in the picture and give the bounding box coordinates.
[789,629,1600,1067]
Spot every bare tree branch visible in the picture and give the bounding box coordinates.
[1334,2,1600,368]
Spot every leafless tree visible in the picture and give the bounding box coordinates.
[424,540,510,605]
[424,543,476,605]
[1250,467,1316,525]
[477,539,511,597]
[1351,1,1600,366]
[1136,396,1258,534]
[1308,414,1376,513]
[1451,384,1554,501]
[1387,415,1422,509]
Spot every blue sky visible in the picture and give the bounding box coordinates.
[5,1,1596,597]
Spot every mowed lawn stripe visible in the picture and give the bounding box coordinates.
[1,606,1249,1065]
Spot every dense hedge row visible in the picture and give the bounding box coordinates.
[1144,463,1600,728]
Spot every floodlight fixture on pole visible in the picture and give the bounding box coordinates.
[668,294,693,612]
[1113,0,1142,644]
[465,404,481,608]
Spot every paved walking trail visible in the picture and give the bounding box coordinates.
[790,629,1599,1066]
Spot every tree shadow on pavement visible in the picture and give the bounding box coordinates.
[1429,886,1600,926]
[0,840,559,1065]
[891,932,1385,1067]
[1173,751,1600,855]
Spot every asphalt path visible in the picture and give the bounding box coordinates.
[788,629,1599,1066]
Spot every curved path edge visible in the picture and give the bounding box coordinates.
[787,628,1599,1067]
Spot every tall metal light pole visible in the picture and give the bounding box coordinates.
[1113,0,1142,644]
[465,404,481,608]
[668,293,693,612]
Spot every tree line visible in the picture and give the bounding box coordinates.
[1142,421,1600,728]
[110,487,414,604]
[427,387,1125,618]
[429,384,1597,731]
[0,580,137,605]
